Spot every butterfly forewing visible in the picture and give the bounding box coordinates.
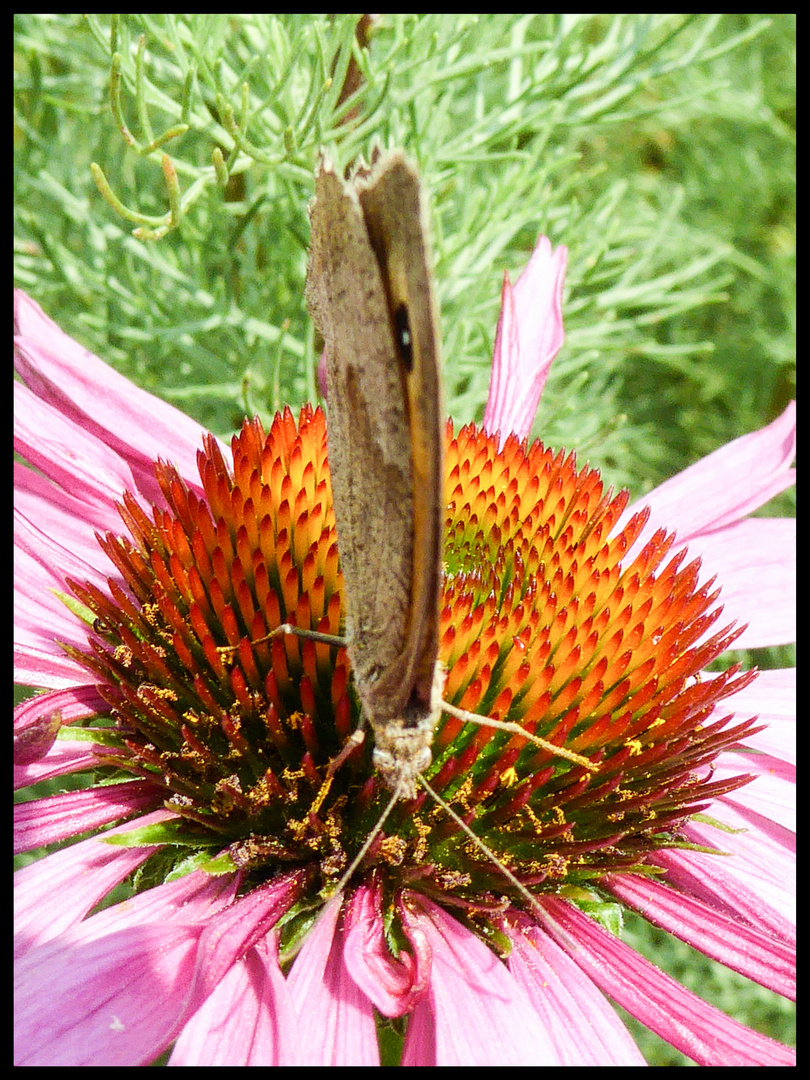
[305,151,444,748]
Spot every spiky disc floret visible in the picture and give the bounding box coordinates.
[67,408,759,909]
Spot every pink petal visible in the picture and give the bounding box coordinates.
[715,752,794,832]
[14,685,106,768]
[537,895,795,1066]
[14,873,238,1066]
[603,872,794,998]
[684,517,795,649]
[651,846,794,949]
[14,809,176,958]
[14,736,121,790]
[505,913,646,1065]
[681,812,795,929]
[483,237,567,446]
[717,668,795,764]
[14,290,208,494]
[287,895,380,1064]
[15,381,146,517]
[15,509,109,686]
[628,402,795,544]
[169,935,299,1066]
[399,895,559,1065]
[14,779,163,854]
[342,880,430,1017]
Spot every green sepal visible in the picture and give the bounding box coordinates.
[102,818,220,848]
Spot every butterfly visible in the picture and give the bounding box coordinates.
[303,149,593,889]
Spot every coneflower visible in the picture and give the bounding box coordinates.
[14,241,794,1065]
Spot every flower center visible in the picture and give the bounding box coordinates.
[67,408,759,911]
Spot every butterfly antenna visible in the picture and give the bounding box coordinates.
[440,701,595,770]
[417,772,546,920]
[323,785,402,901]
[282,784,404,965]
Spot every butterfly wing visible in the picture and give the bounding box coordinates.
[306,151,444,727]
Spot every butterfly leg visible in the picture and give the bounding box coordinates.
[326,723,367,779]
[217,622,347,656]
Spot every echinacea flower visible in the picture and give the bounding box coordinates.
[14,242,795,1066]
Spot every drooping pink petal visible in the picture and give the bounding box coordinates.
[536,895,795,1066]
[628,402,795,544]
[287,896,380,1064]
[14,736,121,790]
[14,872,239,1066]
[14,290,208,496]
[716,668,795,765]
[342,880,430,1016]
[15,381,147,519]
[14,809,176,959]
[14,778,163,853]
[683,517,795,649]
[603,872,794,999]
[168,935,299,1066]
[14,699,64,766]
[14,685,106,769]
[614,403,796,651]
[504,913,646,1066]
[14,458,124,559]
[15,508,111,688]
[680,812,795,930]
[649,845,794,950]
[16,870,304,1067]
[399,895,560,1065]
[718,752,794,831]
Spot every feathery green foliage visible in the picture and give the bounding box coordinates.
[15,14,794,493]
